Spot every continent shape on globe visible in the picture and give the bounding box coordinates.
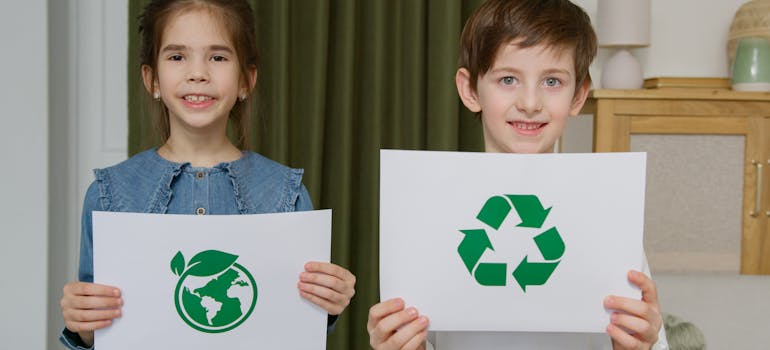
[182,268,248,326]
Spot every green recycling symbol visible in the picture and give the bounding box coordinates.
[457,195,565,292]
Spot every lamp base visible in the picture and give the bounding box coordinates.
[601,49,644,89]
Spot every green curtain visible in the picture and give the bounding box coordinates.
[128,1,484,348]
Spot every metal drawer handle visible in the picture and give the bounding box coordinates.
[750,160,762,217]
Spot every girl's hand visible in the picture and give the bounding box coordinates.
[368,298,429,350]
[61,282,123,347]
[298,262,356,315]
[605,270,663,350]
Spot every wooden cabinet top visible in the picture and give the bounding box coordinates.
[588,88,770,102]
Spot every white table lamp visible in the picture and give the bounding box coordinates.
[597,0,651,89]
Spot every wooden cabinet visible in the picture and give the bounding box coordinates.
[582,87,770,274]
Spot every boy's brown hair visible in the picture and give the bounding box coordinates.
[459,0,597,92]
[138,0,258,149]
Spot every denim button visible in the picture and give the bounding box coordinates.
[196,207,206,215]
[196,171,205,179]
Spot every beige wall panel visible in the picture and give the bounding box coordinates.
[631,134,745,273]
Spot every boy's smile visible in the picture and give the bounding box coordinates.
[457,41,589,154]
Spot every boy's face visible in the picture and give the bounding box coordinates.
[456,41,589,154]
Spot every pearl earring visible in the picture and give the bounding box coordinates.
[239,93,247,101]
[153,91,160,100]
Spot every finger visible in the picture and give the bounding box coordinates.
[64,308,122,323]
[386,317,429,350]
[603,296,655,322]
[298,281,347,305]
[64,295,123,310]
[368,299,405,347]
[628,270,659,310]
[401,329,429,350]
[610,312,657,343]
[368,298,405,331]
[304,262,355,281]
[607,323,643,349]
[299,289,346,315]
[64,282,121,297]
[65,319,113,333]
[373,307,421,343]
[299,272,349,295]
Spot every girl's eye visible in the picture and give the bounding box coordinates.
[211,55,227,62]
[169,54,183,61]
[544,77,561,87]
[500,76,516,85]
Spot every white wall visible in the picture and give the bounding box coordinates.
[48,0,128,348]
[573,0,747,85]
[0,0,48,348]
[640,0,745,78]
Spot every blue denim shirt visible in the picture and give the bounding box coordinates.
[60,149,334,349]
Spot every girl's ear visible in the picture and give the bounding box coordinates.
[141,65,157,97]
[248,66,257,91]
[456,68,481,113]
[569,79,591,116]
[239,66,258,100]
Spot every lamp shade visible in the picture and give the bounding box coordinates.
[597,0,651,48]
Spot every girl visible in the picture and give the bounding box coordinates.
[59,1,355,348]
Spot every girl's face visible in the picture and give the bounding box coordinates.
[150,9,250,138]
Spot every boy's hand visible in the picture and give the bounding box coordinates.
[368,298,429,350]
[61,282,123,347]
[604,270,663,350]
[298,262,356,315]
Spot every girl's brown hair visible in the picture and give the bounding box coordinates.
[459,0,597,93]
[138,0,258,149]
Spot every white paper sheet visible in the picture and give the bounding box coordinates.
[380,150,646,332]
[93,210,331,349]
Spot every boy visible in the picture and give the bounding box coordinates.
[367,0,668,349]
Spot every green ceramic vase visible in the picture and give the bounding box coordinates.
[731,37,770,92]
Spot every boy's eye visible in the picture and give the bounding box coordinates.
[544,77,561,87]
[500,76,516,85]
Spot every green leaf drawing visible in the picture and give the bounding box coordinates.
[186,250,239,277]
[171,251,185,276]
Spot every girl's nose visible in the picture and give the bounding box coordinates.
[187,70,208,83]
[186,60,209,83]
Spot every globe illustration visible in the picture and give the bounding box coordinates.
[174,262,258,333]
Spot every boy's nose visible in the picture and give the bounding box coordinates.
[514,87,543,115]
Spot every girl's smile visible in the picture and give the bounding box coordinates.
[181,94,216,109]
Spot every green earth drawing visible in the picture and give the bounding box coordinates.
[171,250,258,333]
